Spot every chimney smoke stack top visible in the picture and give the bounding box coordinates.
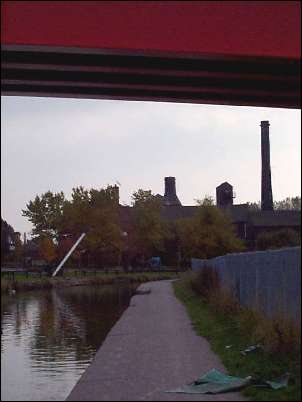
[164,177,182,206]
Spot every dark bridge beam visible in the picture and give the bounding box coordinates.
[1,46,300,108]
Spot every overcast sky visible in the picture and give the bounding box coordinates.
[1,96,301,236]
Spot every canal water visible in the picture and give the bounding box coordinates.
[1,284,134,401]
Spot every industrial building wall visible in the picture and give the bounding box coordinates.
[191,247,301,324]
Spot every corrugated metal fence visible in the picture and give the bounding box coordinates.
[191,247,301,323]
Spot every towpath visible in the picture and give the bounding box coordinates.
[67,280,247,401]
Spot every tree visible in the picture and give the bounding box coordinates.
[60,186,122,267]
[178,197,245,259]
[11,232,24,265]
[22,191,66,240]
[84,207,123,267]
[1,218,15,262]
[23,186,123,268]
[256,229,300,250]
[1,219,25,265]
[196,195,215,206]
[129,189,164,261]
[247,197,301,211]
[59,187,91,236]
[247,201,261,211]
[274,196,301,210]
[38,234,57,263]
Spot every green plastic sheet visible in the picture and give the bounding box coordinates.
[165,369,289,394]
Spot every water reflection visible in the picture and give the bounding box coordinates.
[1,285,133,401]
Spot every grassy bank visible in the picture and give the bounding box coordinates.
[173,274,301,401]
[1,271,178,293]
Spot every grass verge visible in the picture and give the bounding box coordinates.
[173,274,301,401]
[1,271,177,293]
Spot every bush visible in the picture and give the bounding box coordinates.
[190,267,220,301]
[256,229,301,250]
[189,271,301,356]
[177,200,245,260]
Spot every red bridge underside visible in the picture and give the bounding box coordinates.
[1,1,301,108]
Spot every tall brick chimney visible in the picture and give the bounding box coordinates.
[164,177,182,206]
[261,121,273,211]
[113,185,119,205]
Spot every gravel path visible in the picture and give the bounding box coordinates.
[67,280,247,401]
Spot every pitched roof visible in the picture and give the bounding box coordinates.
[161,204,250,223]
[161,206,197,221]
[119,204,301,228]
[220,204,249,222]
[216,182,233,189]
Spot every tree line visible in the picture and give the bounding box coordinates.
[3,190,300,269]
[19,186,244,269]
[247,196,301,211]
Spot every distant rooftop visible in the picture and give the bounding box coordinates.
[249,210,301,227]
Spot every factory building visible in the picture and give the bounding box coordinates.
[119,121,300,249]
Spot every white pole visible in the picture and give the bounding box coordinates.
[52,233,86,277]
